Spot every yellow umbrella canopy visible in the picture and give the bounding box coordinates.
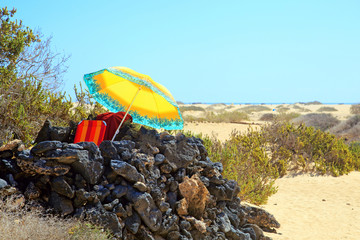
[84,66,183,130]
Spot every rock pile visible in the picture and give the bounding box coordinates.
[0,125,279,240]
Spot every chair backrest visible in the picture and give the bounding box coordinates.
[74,120,107,146]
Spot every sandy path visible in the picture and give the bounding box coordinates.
[262,172,360,240]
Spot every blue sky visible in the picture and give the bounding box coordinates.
[3,0,360,103]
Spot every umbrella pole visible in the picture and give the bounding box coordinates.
[111,86,142,141]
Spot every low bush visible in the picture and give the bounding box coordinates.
[297,101,322,105]
[183,111,249,123]
[179,105,206,112]
[328,115,360,142]
[240,105,271,113]
[292,113,340,131]
[259,113,275,121]
[317,106,338,112]
[262,122,358,177]
[276,112,301,122]
[292,105,311,112]
[277,107,290,113]
[350,104,360,114]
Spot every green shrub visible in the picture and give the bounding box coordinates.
[187,130,278,205]
[262,122,357,176]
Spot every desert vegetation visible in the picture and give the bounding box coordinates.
[190,121,360,205]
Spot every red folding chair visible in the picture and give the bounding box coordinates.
[74,120,107,146]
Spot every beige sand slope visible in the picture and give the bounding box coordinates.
[181,103,353,142]
[263,172,360,240]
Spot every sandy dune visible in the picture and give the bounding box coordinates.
[181,103,359,239]
[263,172,360,240]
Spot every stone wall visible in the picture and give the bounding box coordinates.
[0,125,279,240]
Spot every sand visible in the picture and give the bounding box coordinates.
[263,172,360,240]
[181,103,360,239]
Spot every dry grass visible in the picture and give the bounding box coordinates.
[240,105,272,113]
[292,113,340,131]
[0,197,111,240]
[317,106,338,112]
[179,105,206,112]
[183,110,249,123]
[328,115,360,142]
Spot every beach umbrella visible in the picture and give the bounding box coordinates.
[84,66,183,140]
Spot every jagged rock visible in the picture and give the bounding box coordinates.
[96,187,111,202]
[0,150,13,159]
[71,149,104,184]
[154,153,165,165]
[0,178,8,189]
[217,212,232,233]
[99,140,120,165]
[113,203,127,218]
[112,184,128,198]
[5,173,17,187]
[0,159,19,174]
[24,182,41,200]
[225,227,251,240]
[158,201,170,213]
[17,158,70,176]
[125,209,142,234]
[50,126,72,142]
[160,136,200,171]
[167,231,181,240]
[104,199,119,211]
[111,160,144,183]
[158,211,179,236]
[160,163,173,174]
[127,188,162,232]
[76,142,103,163]
[137,225,156,240]
[134,181,148,192]
[43,148,89,164]
[74,189,98,207]
[0,139,24,152]
[179,174,210,218]
[113,140,136,152]
[242,224,265,240]
[49,191,74,215]
[242,202,280,232]
[51,176,74,198]
[34,119,52,143]
[31,141,63,155]
[86,207,124,238]
[176,198,188,216]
